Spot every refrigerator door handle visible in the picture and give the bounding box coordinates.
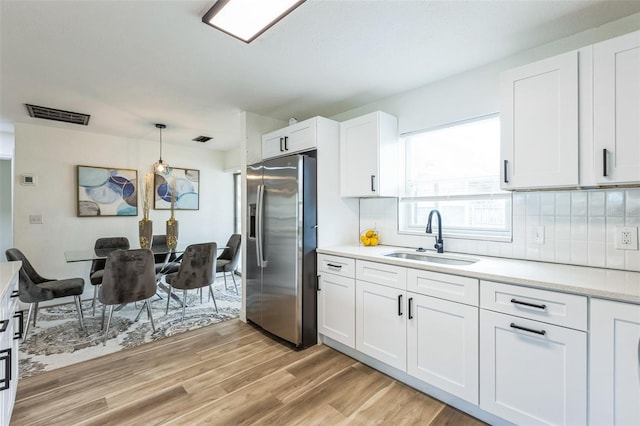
[256,184,268,268]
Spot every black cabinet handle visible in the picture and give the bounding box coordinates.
[397,295,403,316]
[316,275,321,292]
[14,310,24,340]
[503,160,509,183]
[408,297,413,320]
[371,175,376,192]
[284,136,289,151]
[279,137,284,152]
[0,320,8,333]
[10,290,18,298]
[0,348,11,391]
[510,298,546,310]
[510,322,546,336]
[602,148,608,177]
[326,263,342,269]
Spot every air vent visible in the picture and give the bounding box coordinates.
[193,135,212,143]
[26,104,90,126]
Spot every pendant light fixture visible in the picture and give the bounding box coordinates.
[153,123,169,175]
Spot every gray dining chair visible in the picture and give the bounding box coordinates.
[5,248,85,341]
[98,248,157,345]
[164,242,218,321]
[216,234,241,294]
[151,235,180,274]
[89,237,130,316]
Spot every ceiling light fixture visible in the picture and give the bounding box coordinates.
[153,123,170,175]
[202,0,306,43]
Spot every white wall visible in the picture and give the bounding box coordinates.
[332,13,640,272]
[13,123,235,299]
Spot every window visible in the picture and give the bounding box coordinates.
[399,115,512,240]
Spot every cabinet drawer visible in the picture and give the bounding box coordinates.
[318,254,355,278]
[356,260,406,290]
[480,281,587,331]
[407,269,478,306]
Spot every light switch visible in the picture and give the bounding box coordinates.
[29,214,43,224]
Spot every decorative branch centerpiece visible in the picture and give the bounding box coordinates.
[166,175,179,250]
[138,173,153,249]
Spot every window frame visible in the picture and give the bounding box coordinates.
[398,113,512,242]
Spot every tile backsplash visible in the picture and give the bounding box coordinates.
[359,188,640,272]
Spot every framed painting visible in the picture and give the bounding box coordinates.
[154,167,200,210]
[77,165,138,217]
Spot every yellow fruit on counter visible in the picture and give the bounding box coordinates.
[365,230,374,238]
[361,237,371,246]
[370,237,378,246]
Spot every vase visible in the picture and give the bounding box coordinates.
[139,218,153,249]
[166,217,178,250]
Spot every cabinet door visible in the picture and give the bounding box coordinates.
[593,30,640,184]
[500,50,579,189]
[590,299,640,426]
[407,293,478,404]
[356,280,406,371]
[340,113,379,197]
[261,131,287,160]
[285,119,316,154]
[318,273,355,348]
[480,309,587,425]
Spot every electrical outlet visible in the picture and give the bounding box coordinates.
[535,225,545,244]
[615,226,638,250]
[29,214,43,224]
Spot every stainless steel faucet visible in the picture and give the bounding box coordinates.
[426,209,444,253]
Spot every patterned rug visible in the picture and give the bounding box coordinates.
[19,280,241,378]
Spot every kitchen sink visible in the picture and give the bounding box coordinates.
[384,251,478,266]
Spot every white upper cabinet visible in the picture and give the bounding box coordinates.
[262,117,318,160]
[593,30,640,184]
[500,50,579,189]
[340,111,399,197]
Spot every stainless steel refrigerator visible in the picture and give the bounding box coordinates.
[246,154,317,348]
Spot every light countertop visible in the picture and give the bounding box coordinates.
[317,245,640,304]
[0,261,21,299]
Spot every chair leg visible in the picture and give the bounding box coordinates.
[92,285,98,316]
[103,305,114,346]
[23,303,35,342]
[32,302,39,327]
[181,290,187,322]
[231,271,238,294]
[74,296,85,331]
[134,301,146,322]
[222,272,228,291]
[208,285,218,313]
[146,298,155,332]
[165,286,172,315]
[101,303,106,330]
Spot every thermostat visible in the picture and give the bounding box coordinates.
[20,174,37,186]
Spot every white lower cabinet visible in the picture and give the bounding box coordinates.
[589,298,640,426]
[407,292,479,404]
[317,254,356,348]
[355,280,406,371]
[0,263,21,426]
[480,281,587,426]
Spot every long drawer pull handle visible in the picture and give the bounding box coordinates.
[13,311,24,340]
[503,160,509,183]
[408,297,414,320]
[510,322,546,336]
[603,148,608,177]
[510,298,546,310]
[397,295,403,316]
[0,348,11,391]
[0,320,8,333]
[326,263,342,269]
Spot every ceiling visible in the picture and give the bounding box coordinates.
[2,1,640,151]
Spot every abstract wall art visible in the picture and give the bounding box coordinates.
[77,165,138,217]
[154,167,200,210]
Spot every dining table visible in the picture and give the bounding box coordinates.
[64,244,226,312]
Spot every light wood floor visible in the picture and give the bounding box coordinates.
[13,319,486,425]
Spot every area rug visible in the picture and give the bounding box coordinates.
[19,280,241,378]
